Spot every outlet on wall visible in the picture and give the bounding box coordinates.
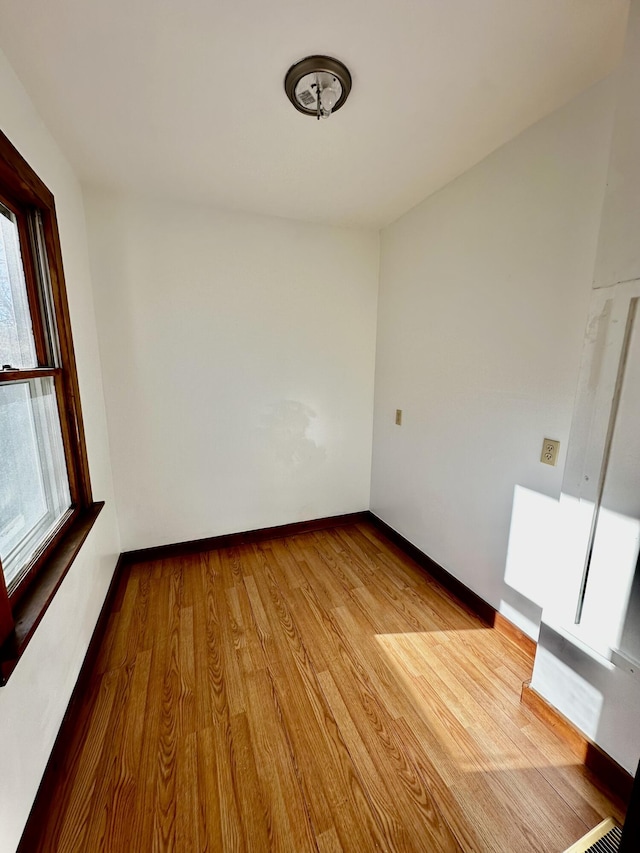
[540,438,560,466]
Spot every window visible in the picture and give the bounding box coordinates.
[0,130,99,678]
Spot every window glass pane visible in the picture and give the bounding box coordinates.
[0,376,71,591]
[0,202,37,369]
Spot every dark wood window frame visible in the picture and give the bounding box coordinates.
[0,129,103,684]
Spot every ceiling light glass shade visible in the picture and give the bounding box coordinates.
[284,55,352,119]
[320,85,339,113]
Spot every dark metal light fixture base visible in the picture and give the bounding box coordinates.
[284,55,352,118]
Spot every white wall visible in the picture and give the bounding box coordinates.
[85,192,379,551]
[531,0,640,776]
[370,79,616,633]
[593,0,640,290]
[0,51,120,853]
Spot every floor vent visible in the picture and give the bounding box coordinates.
[564,818,622,853]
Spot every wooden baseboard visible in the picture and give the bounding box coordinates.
[521,682,633,805]
[366,512,536,659]
[122,511,370,565]
[17,554,128,853]
[493,611,537,657]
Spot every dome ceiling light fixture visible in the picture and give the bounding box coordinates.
[284,55,352,120]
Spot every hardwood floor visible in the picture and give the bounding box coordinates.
[23,523,625,852]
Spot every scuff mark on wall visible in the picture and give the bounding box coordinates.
[261,400,327,474]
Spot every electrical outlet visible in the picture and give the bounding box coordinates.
[540,438,560,466]
[395,409,402,426]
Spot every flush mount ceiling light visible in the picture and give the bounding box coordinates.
[284,55,352,120]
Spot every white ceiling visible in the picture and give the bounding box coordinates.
[0,0,629,228]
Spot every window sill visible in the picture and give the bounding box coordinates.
[0,501,104,685]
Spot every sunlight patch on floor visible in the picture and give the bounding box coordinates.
[375,630,577,774]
